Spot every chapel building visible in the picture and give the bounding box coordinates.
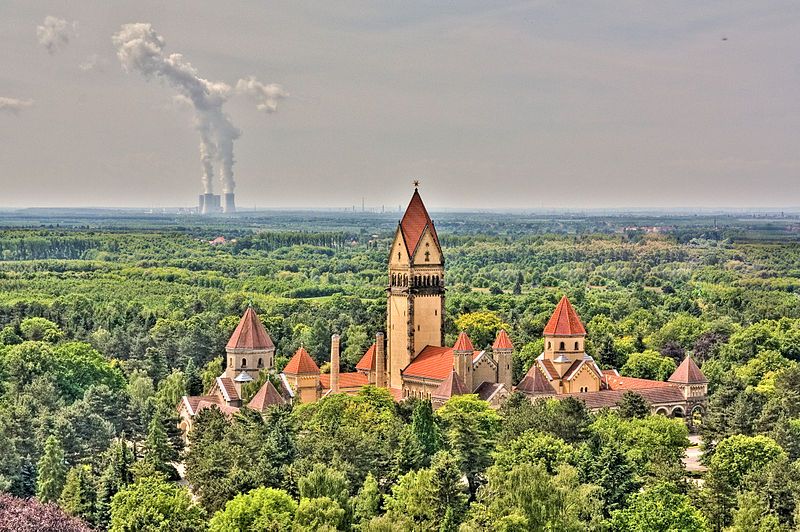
[179,186,707,431]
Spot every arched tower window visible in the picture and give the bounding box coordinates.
[559,341,565,350]
[241,358,247,367]
[574,341,579,350]
[257,358,263,368]
[547,342,551,350]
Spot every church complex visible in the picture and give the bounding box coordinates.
[179,187,707,433]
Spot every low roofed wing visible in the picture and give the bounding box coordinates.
[247,379,285,411]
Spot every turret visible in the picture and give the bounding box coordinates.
[225,306,276,381]
[453,331,474,392]
[542,296,586,363]
[283,347,321,404]
[492,329,514,391]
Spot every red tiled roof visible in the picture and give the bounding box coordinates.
[492,329,513,350]
[283,347,320,375]
[517,365,556,395]
[560,385,686,410]
[226,307,274,351]
[606,375,673,390]
[402,346,482,380]
[320,372,369,390]
[216,376,239,402]
[432,370,469,399]
[196,398,239,416]
[356,343,376,371]
[669,356,707,384]
[543,296,586,336]
[475,381,506,402]
[539,358,557,379]
[247,380,285,410]
[453,332,474,351]
[399,189,440,256]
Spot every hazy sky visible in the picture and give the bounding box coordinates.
[2,1,799,209]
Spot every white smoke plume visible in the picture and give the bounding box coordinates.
[37,16,76,55]
[0,97,34,115]
[112,23,285,195]
[79,53,107,73]
[236,77,288,113]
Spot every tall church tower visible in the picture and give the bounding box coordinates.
[386,184,445,389]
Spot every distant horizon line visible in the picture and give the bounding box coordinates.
[1,204,799,216]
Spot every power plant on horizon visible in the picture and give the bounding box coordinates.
[198,192,235,214]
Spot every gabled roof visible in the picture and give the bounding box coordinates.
[226,307,275,351]
[283,347,320,375]
[517,365,556,395]
[399,188,440,256]
[475,381,506,402]
[669,356,707,384]
[432,370,470,399]
[493,329,513,350]
[402,346,482,381]
[320,372,369,391]
[453,331,474,352]
[247,380,285,411]
[543,296,586,336]
[605,374,672,390]
[356,343,376,371]
[562,359,602,381]
[215,376,239,403]
[561,386,686,410]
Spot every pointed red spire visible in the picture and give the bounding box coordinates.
[453,331,474,352]
[543,296,586,336]
[226,307,274,350]
[283,347,320,375]
[247,379,285,410]
[492,329,513,350]
[399,188,439,255]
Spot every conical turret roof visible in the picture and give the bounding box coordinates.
[226,307,275,351]
[453,331,474,352]
[248,379,286,410]
[543,296,586,336]
[493,329,513,350]
[669,356,707,384]
[283,347,320,375]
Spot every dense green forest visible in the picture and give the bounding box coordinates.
[1,210,800,530]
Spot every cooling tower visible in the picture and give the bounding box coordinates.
[200,193,222,214]
[223,193,236,214]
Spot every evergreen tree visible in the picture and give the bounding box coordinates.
[429,451,468,531]
[96,437,135,525]
[16,455,37,498]
[36,435,66,503]
[411,400,441,464]
[60,465,96,524]
[185,358,203,396]
[144,414,179,480]
[617,391,650,419]
[353,473,381,525]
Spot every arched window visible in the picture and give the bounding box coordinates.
[574,341,579,350]
[229,358,233,368]
[241,358,247,367]
[397,252,400,260]
[559,341,565,350]
[424,251,430,262]
[257,358,263,368]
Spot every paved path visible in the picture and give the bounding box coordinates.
[683,434,707,473]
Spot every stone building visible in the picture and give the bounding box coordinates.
[179,185,707,430]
